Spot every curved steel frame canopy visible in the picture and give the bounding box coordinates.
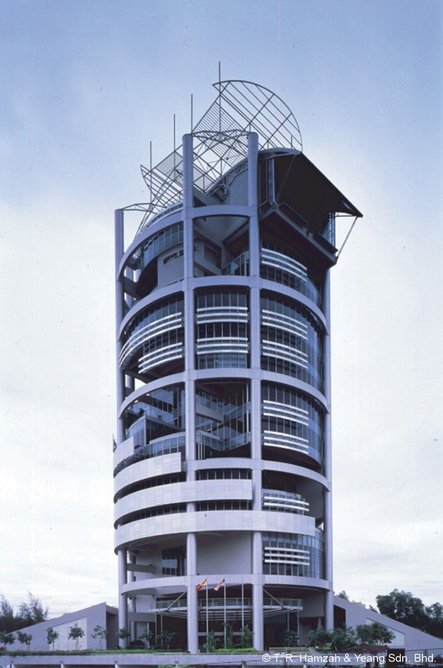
[135,80,303,234]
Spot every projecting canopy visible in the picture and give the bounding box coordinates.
[271,150,363,235]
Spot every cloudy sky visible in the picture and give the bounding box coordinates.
[1,0,442,618]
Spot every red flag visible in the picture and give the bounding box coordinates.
[196,578,208,591]
[214,578,225,592]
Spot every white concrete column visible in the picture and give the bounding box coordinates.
[248,132,259,275]
[251,376,262,504]
[322,270,333,630]
[117,549,128,646]
[182,133,196,468]
[248,132,262,508]
[248,133,264,648]
[182,133,194,288]
[252,582,264,650]
[115,209,125,444]
[128,553,136,640]
[186,532,198,652]
[252,533,264,650]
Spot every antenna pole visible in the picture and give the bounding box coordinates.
[149,141,153,206]
[218,60,222,133]
[191,93,194,132]
[173,113,176,172]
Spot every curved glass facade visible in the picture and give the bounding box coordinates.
[261,382,324,465]
[119,296,184,373]
[114,106,360,650]
[115,160,330,650]
[262,489,310,514]
[195,381,250,459]
[128,222,183,274]
[263,531,324,578]
[122,384,185,448]
[261,292,323,390]
[260,244,322,308]
[196,290,249,369]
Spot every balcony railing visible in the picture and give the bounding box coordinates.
[154,596,303,610]
[262,399,310,426]
[222,251,250,276]
[261,246,322,307]
[139,341,184,374]
[262,489,310,514]
[262,308,308,339]
[120,312,183,369]
[264,545,310,566]
[196,336,249,356]
[196,429,250,453]
[113,433,185,476]
[196,305,248,324]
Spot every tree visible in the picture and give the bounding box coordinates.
[91,624,108,649]
[239,624,253,648]
[68,623,85,650]
[156,630,175,650]
[330,627,356,651]
[0,597,15,632]
[307,627,332,648]
[47,627,59,650]
[372,622,394,645]
[337,591,350,600]
[281,629,299,647]
[203,630,218,652]
[0,630,15,648]
[139,628,153,649]
[17,630,32,650]
[117,627,130,647]
[425,603,443,639]
[224,621,234,649]
[308,627,355,650]
[0,593,49,632]
[18,593,48,626]
[376,589,427,629]
[376,590,443,639]
[356,623,394,646]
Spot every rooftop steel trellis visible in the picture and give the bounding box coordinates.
[136,80,303,235]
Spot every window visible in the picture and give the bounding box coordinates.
[162,547,186,576]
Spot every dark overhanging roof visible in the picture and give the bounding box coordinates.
[269,150,363,236]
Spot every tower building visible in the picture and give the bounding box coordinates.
[114,80,362,651]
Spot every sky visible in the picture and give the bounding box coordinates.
[0,0,442,618]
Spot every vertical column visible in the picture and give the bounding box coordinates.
[182,134,196,468]
[252,533,264,650]
[183,133,194,279]
[187,532,198,652]
[183,134,198,653]
[248,132,261,464]
[115,212,128,648]
[248,133,264,649]
[117,549,128,646]
[115,209,125,444]
[248,132,259,275]
[322,270,333,630]
[128,553,136,640]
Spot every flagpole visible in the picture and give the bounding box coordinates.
[241,581,244,629]
[223,582,227,648]
[205,584,209,648]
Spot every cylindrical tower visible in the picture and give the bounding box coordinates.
[114,81,362,651]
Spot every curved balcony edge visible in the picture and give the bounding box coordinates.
[114,451,183,492]
[114,479,253,522]
[117,204,252,280]
[115,509,316,551]
[120,573,330,595]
